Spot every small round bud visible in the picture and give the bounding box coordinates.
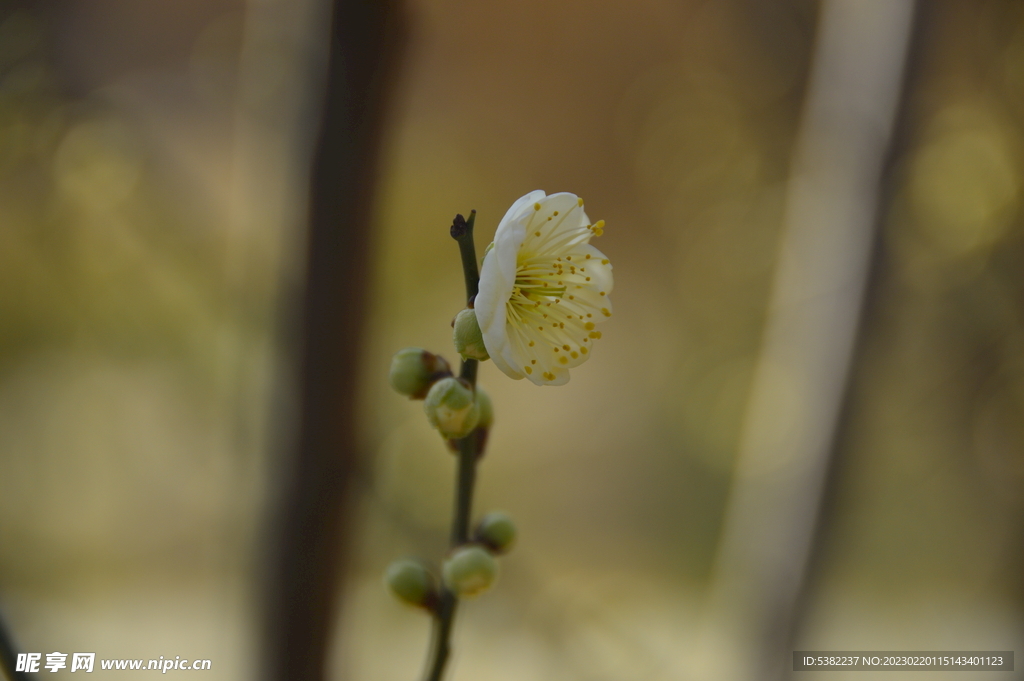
[384,558,436,608]
[390,348,451,399]
[474,511,516,554]
[453,309,489,361]
[442,545,497,597]
[475,386,493,430]
[424,377,480,439]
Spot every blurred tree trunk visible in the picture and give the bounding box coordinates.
[791,0,936,656]
[261,1,406,680]
[703,2,918,680]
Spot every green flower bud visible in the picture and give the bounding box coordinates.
[384,558,437,608]
[453,308,489,361]
[390,348,451,399]
[424,377,479,439]
[442,545,497,597]
[475,386,493,430]
[474,511,516,554]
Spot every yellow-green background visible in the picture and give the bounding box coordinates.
[0,0,1021,679]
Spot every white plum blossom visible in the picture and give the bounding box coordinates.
[475,190,613,386]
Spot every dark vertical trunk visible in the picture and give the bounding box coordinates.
[261,2,406,680]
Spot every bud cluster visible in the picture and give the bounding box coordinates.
[389,347,493,442]
[384,511,518,607]
[386,325,509,613]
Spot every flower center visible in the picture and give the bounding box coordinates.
[512,280,565,299]
[509,261,566,313]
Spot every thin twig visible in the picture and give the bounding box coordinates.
[450,211,480,304]
[421,212,484,681]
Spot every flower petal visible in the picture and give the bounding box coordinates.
[520,193,591,254]
[477,192,542,380]
[475,190,612,386]
[562,243,614,296]
[498,190,545,229]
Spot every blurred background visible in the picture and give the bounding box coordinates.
[0,0,1022,679]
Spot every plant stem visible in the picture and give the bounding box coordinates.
[422,213,484,681]
[450,211,479,304]
[422,425,475,681]
[450,402,479,544]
